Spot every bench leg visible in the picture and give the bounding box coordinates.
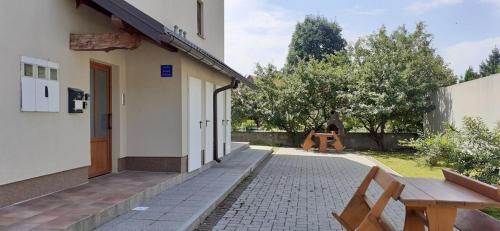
[426,206,457,231]
[404,207,425,231]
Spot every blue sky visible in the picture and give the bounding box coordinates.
[224,0,500,77]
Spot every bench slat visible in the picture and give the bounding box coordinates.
[455,209,500,231]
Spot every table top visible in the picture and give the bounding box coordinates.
[314,133,333,137]
[398,177,500,209]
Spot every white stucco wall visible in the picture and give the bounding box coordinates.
[425,74,500,132]
[125,43,183,157]
[125,0,225,60]
[0,0,232,185]
[0,1,128,185]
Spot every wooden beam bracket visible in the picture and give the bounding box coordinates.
[70,32,142,52]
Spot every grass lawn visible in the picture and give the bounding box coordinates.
[360,151,500,220]
[361,151,444,179]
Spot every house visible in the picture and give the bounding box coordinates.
[0,0,253,208]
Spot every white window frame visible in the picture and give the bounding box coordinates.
[197,0,204,38]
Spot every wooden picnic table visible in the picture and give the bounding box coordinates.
[397,174,500,231]
[313,133,332,153]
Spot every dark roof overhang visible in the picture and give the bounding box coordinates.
[78,0,255,88]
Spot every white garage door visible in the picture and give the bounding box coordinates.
[204,82,214,164]
[188,77,203,172]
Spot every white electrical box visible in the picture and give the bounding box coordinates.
[21,56,60,112]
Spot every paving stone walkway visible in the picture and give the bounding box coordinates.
[96,146,273,231]
[210,148,406,231]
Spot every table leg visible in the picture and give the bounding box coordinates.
[318,136,327,153]
[426,206,457,231]
[403,207,425,231]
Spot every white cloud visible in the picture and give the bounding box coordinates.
[225,0,301,76]
[406,0,463,13]
[443,37,500,76]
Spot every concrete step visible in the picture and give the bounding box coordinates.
[96,146,273,231]
[0,143,257,231]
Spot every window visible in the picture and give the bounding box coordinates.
[50,68,58,81]
[197,0,204,38]
[38,66,46,79]
[24,63,33,77]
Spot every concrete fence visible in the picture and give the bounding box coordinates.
[232,131,417,151]
[425,73,500,132]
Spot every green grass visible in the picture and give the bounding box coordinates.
[361,151,444,179]
[361,151,500,220]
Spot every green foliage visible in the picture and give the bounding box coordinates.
[463,66,480,82]
[246,56,348,135]
[339,23,456,148]
[286,15,346,66]
[234,22,456,149]
[237,120,257,131]
[401,126,458,166]
[402,117,500,185]
[479,47,500,77]
[232,71,268,128]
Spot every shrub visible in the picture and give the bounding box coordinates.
[451,118,500,184]
[401,123,458,166]
[402,117,500,185]
[240,120,258,131]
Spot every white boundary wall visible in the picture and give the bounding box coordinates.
[425,74,500,132]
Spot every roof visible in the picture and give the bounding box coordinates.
[84,0,255,88]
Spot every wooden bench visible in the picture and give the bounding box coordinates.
[455,209,500,231]
[442,169,500,231]
[301,130,315,151]
[330,131,344,152]
[333,166,404,231]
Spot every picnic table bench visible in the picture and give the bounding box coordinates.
[302,130,344,153]
[398,169,500,231]
[333,167,500,231]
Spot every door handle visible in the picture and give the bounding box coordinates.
[108,114,112,129]
[205,120,211,127]
[199,121,203,129]
[45,86,49,98]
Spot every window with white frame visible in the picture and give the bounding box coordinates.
[20,56,60,112]
[197,0,204,38]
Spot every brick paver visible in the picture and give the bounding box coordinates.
[211,148,406,231]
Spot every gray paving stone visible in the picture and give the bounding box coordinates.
[96,146,272,231]
[145,221,184,231]
[96,218,154,231]
[211,148,406,231]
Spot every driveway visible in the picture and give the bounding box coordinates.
[208,148,405,231]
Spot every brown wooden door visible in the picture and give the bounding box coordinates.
[89,62,112,178]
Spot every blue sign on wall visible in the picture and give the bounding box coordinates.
[161,65,173,78]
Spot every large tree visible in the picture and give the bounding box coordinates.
[340,23,456,149]
[233,56,348,143]
[479,47,500,77]
[286,15,346,66]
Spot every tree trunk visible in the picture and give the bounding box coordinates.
[369,122,386,151]
[369,132,385,151]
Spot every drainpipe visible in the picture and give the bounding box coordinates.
[213,79,239,163]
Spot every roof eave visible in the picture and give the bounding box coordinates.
[86,0,255,88]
